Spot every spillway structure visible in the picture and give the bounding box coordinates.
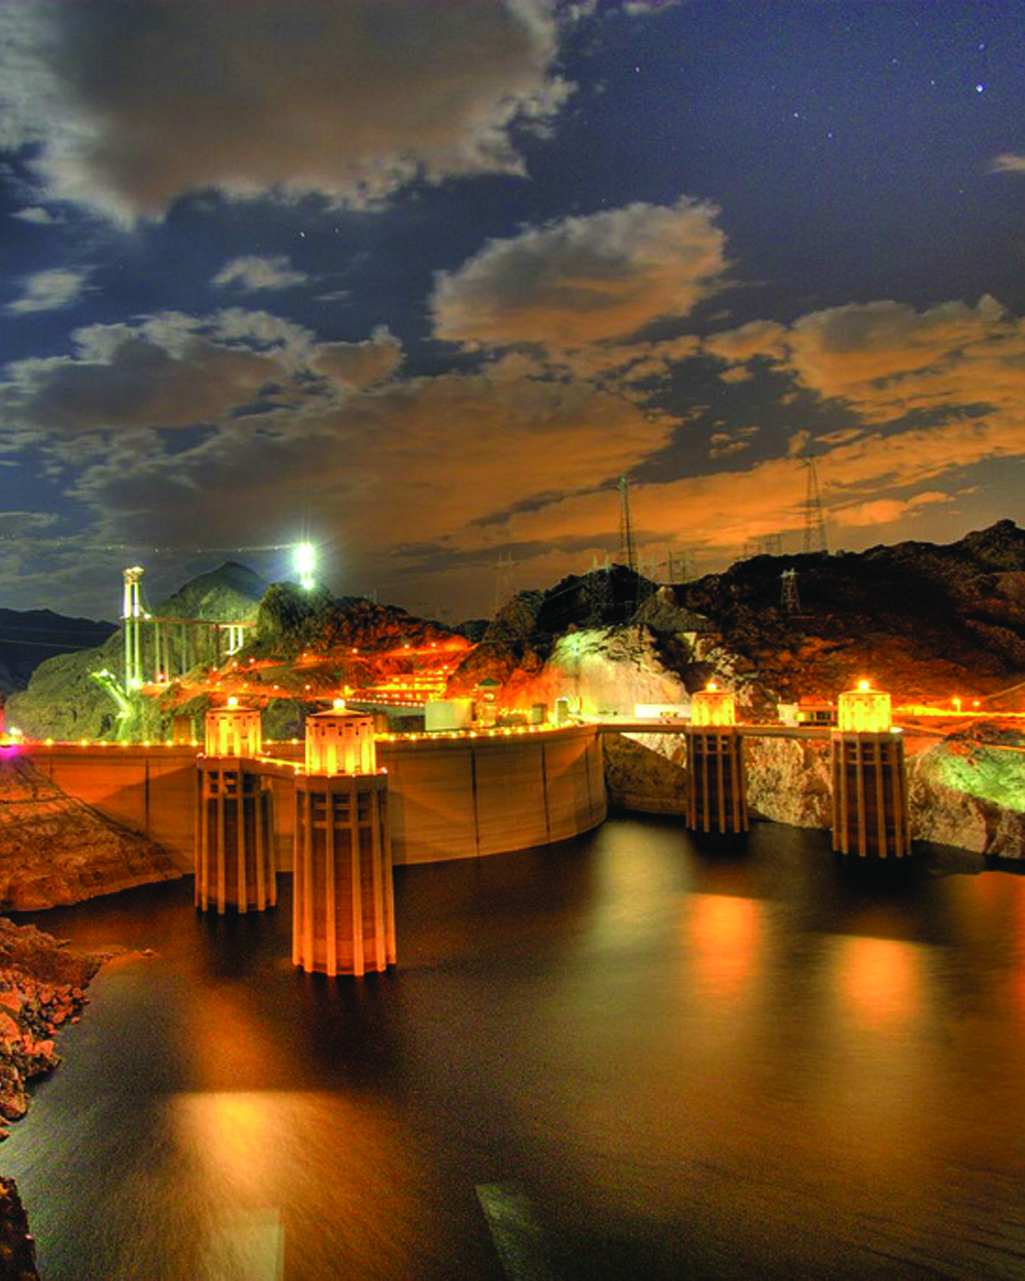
[685,683,748,834]
[293,704,396,977]
[831,680,910,858]
[195,699,276,913]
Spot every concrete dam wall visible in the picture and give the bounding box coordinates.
[23,724,607,870]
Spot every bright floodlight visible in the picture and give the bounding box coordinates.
[294,542,317,591]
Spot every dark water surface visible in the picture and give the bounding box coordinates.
[6,817,1025,1279]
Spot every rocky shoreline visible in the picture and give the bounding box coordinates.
[0,916,101,1278]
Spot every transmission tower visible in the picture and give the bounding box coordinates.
[618,475,637,572]
[781,568,800,614]
[802,458,828,554]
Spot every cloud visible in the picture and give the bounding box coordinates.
[704,318,787,365]
[457,431,984,567]
[431,197,728,349]
[6,267,87,314]
[622,0,684,13]
[213,255,310,292]
[709,426,758,459]
[695,295,1025,549]
[0,510,59,536]
[990,153,1025,174]
[707,294,1025,425]
[832,491,954,530]
[0,310,320,434]
[312,327,404,390]
[11,206,61,225]
[33,343,671,613]
[0,0,571,222]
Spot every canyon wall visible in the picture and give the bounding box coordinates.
[603,728,1025,858]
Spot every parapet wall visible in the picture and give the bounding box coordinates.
[22,724,607,870]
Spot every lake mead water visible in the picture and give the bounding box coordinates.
[5,816,1025,1279]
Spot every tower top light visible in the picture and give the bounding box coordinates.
[838,680,892,733]
[691,683,736,727]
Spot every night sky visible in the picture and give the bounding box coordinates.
[1,0,1024,622]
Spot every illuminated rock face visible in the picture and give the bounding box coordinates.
[907,728,1025,856]
[743,737,832,828]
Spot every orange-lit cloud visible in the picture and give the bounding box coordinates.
[58,351,674,604]
[432,197,728,348]
[708,295,1025,422]
[312,328,404,391]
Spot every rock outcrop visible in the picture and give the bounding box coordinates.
[0,919,101,1279]
[252,584,467,665]
[603,732,687,815]
[0,751,181,909]
[448,566,658,696]
[0,1176,39,1279]
[906,724,1025,856]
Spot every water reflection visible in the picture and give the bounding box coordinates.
[833,935,924,1032]
[686,893,763,999]
[6,818,1025,1278]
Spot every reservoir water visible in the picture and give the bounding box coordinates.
[5,815,1025,1279]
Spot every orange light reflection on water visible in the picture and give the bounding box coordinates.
[687,894,762,999]
[835,936,923,1032]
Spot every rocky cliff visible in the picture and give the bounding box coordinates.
[453,522,1025,722]
[603,721,1025,858]
[674,519,1025,710]
[0,751,180,909]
